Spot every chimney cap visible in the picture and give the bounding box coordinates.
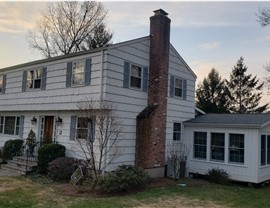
[153,9,168,16]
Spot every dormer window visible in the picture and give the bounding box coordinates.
[130,64,142,89]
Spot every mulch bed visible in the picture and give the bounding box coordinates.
[50,177,210,198]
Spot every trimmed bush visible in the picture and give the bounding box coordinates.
[3,139,24,160]
[93,165,149,193]
[47,157,79,182]
[37,144,65,173]
[206,168,231,185]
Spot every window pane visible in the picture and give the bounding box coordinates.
[4,116,15,135]
[175,78,182,88]
[72,73,84,85]
[229,134,244,163]
[173,123,181,141]
[131,65,141,78]
[174,123,181,131]
[34,79,41,89]
[174,88,182,97]
[15,117,20,135]
[211,133,225,161]
[35,69,42,79]
[130,77,141,88]
[261,135,266,166]
[0,117,3,133]
[73,61,84,74]
[27,71,34,89]
[194,132,207,159]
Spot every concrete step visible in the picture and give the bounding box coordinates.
[1,164,27,175]
[13,156,36,163]
[7,160,37,169]
[0,169,21,177]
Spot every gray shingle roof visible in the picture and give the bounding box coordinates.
[184,114,270,128]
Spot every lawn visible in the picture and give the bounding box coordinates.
[0,176,270,208]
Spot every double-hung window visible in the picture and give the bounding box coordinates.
[130,64,142,89]
[27,69,42,90]
[229,134,244,164]
[0,116,20,135]
[194,132,207,159]
[174,77,183,98]
[76,117,94,141]
[211,133,225,161]
[173,123,181,141]
[72,60,85,86]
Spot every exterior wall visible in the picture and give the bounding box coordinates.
[0,51,103,111]
[166,46,196,157]
[258,123,270,182]
[183,125,260,183]
[103,37,150,171]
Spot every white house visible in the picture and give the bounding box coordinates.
[0,9,196,177]
[184,114,270,183]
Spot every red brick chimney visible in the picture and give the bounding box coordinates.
[135,9,171,177]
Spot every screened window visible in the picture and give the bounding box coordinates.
[130,64,142,89]
[173,123,181,141]
[0,75,3,93]
[211,133,225,161]
[72,60,84,85]
[76,117,94,141]
[261,135,270,166]
[27,69,42,90]
[3,116,20,135]
[174,77,183,98]
[229,134,244,164]
[194,132,207,159]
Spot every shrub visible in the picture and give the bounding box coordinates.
[47,157,78,182]
[37,144,65,173]
[93,165,150,193]
[206,168,231,185]
[3,139,24,160]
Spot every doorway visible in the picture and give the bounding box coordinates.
[39,116,55,145]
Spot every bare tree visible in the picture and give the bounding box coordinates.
[27,1,113,58]
[257,7,270,27]
[73,99,123,180]
[167,142,190,180]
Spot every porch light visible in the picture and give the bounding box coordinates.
[31,116,37,125]
[56,116,63,125]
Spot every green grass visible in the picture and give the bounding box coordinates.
[1,176,270,208]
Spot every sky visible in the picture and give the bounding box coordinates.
[0,1,270,101]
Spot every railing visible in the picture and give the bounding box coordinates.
[24,141,39,173]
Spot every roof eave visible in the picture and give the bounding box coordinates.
[183,122,261,129]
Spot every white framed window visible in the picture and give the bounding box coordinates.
[130,64,142,89]
[27,69,42,90]
[211,133,225,162]
[72,60,85,86]
[194,132,207,159]
[0,75,3,93]
[173,122,181,141]
[2,116,20,135]
[76,117,94,141]
[261,135,270,166]
[229,134,244,164]
[174,77,183,98]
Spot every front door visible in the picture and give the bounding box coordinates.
[39,116,55,146]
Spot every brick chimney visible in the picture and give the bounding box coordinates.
[135,9,171,177]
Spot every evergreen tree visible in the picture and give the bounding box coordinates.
[196,68,231,113]
[227,57,268,113]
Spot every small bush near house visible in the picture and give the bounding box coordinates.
[37,144,66,173]
[92,165,150,193]
[206,168,231,185]
[2,139,24,160]
[47,157,79,182]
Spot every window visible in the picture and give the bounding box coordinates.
[174,77,183,97]
[76,117,94,141]
[0,75,3,93]
[130,64,142,89]
[261,135,270,166]
[72,60,84,85]
[194,132,207,159]
[229,134,244,164]
[211,133,225,161]
[27,69,42,90]
[173,123,181,141]
[2,116,20,135]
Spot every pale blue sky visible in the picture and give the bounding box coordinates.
[1,1,270,101]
